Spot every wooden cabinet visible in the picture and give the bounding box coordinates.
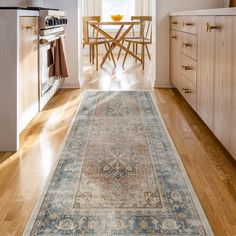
[170,16,197,112]
[170,13,236,160]
[197,16,215,130]
[182,16,198,35]
[19,16,39,133]
[170,30,182,91]
[170,16,183,31]
[213,16,236,154]
[182,32,197,60]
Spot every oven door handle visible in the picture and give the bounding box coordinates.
[39,34,66,45]
[39,37,59,45]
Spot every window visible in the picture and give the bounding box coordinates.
[102,0,135,22]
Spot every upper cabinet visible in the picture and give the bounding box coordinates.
[170,10,236,160]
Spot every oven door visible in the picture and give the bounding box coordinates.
[39,29,64,97]
[39,42,55,96]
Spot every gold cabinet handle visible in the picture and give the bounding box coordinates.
[182,65,192,71]
[39,39,49,45]
[172,21,178,25]
[25,25,38,30]
[182,88,191,94]
[206,23,221,32]
[183,22,194,26]
[171,35,177,39]
[182,42,192,48]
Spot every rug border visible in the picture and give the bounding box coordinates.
[23,91,87,236]
[149,91,215,236]
[23,90,215,236]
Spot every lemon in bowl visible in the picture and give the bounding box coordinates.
[111,14,124,22]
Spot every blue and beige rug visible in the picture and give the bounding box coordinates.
[24,91,214,236]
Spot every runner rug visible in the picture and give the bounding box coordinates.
[24,91,214,236]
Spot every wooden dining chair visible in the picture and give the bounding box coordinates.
[120,16,152,70]
[83,16,115,70]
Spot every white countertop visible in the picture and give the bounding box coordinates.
[0,9,39,17]
[17,10,39,17]
[170,7,236,16]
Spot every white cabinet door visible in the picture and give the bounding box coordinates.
[19,16,39,132]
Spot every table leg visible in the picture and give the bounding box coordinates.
[90,25,142,67]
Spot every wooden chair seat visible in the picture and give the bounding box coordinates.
[83,38,113,45]
[125,37,151,44]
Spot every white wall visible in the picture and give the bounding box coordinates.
[155,0,225,87]
[0,0,27,6]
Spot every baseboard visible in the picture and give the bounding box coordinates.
[154,82,175,88]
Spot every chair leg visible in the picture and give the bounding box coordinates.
[135,43,138,62]
[91,45,95,65]
[122,41,131,68]
[95,45,99,71]
[89,45,92,63]
[132,43,136,61]
[104,43,111,60]
[145,44,151,60]
[117,39,125,60]
[141,43,145,70]
[107,43,116,68]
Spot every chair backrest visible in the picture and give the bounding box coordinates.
[131,16,152,41]
[83,16,101,42]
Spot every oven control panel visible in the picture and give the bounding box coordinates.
[45,17,68,27]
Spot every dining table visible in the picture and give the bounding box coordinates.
[88,21,142,66]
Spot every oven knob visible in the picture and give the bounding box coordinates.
[63,18,68,24]
[53,18,58,25]
[58,19,63,25]
[45,19,50,26]
[46,19,53,26]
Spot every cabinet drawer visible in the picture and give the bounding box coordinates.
[181,76,197,111]
[182,16,198,35]
[182,32,197,60]
[170,16,183,31]
[181,54,197,85]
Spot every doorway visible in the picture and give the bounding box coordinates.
[78,0,157,90]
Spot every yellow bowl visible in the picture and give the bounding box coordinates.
[111,14,123,22]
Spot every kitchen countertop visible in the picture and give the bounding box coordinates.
[170,7,236,16]
[0,8,40,16]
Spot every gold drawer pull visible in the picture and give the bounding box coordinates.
[182,42,192,48]
[206,23,221,32]
[171,35,177,39]
[182,65,192,71]
[25,25,38,30]
[182,88,191,94]
[172,21,178,25]
[183,22,194,26]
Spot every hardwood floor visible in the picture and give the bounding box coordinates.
[0,57,235,236]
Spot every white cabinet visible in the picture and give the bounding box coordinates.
[0,10,39,151]
[19,16,39,132]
